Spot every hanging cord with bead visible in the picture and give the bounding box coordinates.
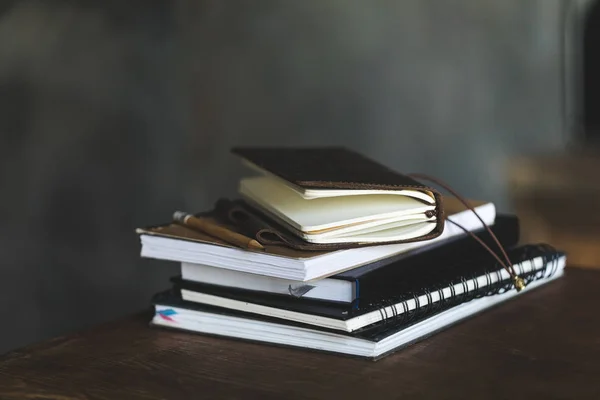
[407,173,526,292]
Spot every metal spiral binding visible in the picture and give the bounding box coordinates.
[352,243,562,334]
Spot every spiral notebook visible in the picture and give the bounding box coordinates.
[152,244,565,359]
[173,244,565,332]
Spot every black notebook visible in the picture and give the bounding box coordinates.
[174,244,565,332]
[152,244,565,359]
[177,215,520,303]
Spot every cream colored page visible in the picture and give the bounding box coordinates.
[240,176,435,232]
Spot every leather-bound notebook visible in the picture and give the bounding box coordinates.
[231,147,445,245]
[177,215,520,304]
[152,244,565,359]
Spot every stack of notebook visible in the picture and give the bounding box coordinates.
[137,147,566,360]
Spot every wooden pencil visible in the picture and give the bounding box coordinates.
[173,211,264,251]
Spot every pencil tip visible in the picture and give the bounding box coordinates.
[173,211,187,222]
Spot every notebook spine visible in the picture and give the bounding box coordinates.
[355,244,562,330]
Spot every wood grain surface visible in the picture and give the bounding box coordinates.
[1,268,599,400]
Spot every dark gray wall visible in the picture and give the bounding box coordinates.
[0,0,571,354]
[176,0,571,206]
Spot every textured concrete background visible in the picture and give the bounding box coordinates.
[0,0,576,353]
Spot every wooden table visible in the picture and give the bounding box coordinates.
[1,268,599,400]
